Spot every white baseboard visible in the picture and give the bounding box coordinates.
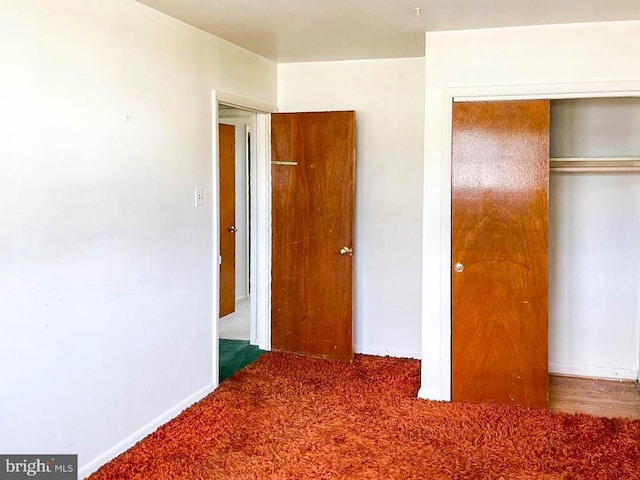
[235,295,248,303]
[549,362,638,381]
[354,344,421,360]
[78,382,216,479]
[417,386,447,401]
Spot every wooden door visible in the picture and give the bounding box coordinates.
[271,111,356,362]
[451,100,549,409]
[219,123,236,318]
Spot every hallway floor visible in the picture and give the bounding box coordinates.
[220,299,250,340]
[219,339,265,382]
[219,299,261,381]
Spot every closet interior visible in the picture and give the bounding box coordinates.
[548,97,640,417]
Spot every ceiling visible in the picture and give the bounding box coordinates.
[135,0,640,63]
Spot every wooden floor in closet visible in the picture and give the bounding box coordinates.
[550,375,640,419]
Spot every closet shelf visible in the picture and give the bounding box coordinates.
[550,157,640,173]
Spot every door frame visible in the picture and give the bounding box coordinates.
[420,81,640,402]
[211,90,274,388]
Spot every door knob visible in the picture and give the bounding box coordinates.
[339,246,354,256]
[454,263,464,273]
[228,226,238,233]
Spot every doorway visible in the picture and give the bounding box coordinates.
[217,103,265,381]
[212,92,273,386]
[212,98,358,383]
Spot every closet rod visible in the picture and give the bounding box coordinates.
[549,157,640,173]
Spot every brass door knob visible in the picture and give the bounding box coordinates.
[454,263,464,273]
[339,246,354,256]
[228,226,238,233]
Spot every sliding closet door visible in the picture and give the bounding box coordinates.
[451,100,550,409]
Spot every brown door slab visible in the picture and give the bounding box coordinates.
[271,111,356,362]
[219,123,236,318]
[451,100,550,409]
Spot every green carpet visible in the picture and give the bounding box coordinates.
[219,339,265,382]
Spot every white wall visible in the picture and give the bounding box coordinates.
[422,21,640,400]
[278,58,425,359]
[219,109,253,302]
[549,174,640,379]
[549,98,640,379]
[0,0,276,475]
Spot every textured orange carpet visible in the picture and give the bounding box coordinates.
[89,353,640,479]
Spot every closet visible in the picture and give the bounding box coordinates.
[549,98,640,385]
[451,97,640,410]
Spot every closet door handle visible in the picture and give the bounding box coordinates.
[454,263,464,273]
